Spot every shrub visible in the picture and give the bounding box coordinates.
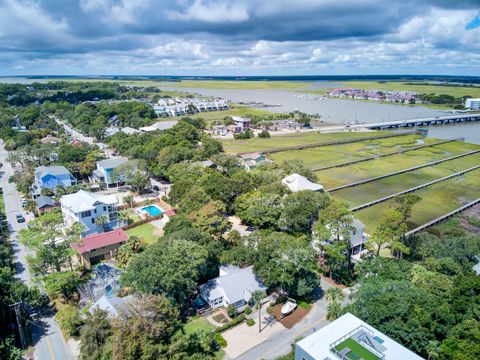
[233,129,253,139]
[258,130,271,138]
[246,319,255,327]
[244,306,252,315]
[214,314,246,333]
[275,294,289,305]
[55,304,83,338]
[44,271,79,301]
[213,333,227,348]
[226,304,236,318]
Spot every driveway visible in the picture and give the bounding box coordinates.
[232,278,343,360]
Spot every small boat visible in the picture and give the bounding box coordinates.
[281,299,297,316]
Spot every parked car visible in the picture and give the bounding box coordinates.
[16,214,25,223]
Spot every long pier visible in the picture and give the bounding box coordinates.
[239,130,418,156]
[350,165,480,212]
[405,199,480,237]
[326,149,480,192]
[360,113,480,130]
[313,138,461,172]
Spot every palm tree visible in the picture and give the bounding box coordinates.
[124,195,135,209]
[325,287,345,320]
[95,215,109,233]
[118,210,130,226]
[251,290,265,333]
[426,340,440,360]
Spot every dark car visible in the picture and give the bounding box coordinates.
[16,214,25,223]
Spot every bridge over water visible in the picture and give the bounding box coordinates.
[359,113,480,130]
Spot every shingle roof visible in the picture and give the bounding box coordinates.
[35,165,71,178]
[71,229,128,254]
[35,195,56,209]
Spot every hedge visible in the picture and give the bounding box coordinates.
[214,314,246,333]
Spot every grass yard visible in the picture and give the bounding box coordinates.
[334,337,380,360]
[184,317,216,335]
[354,170,480,232]
[269,134,427,169]
[0,195,4,213]
[126,223,159,246]
[221,130,391,154]
[316,140,480,189]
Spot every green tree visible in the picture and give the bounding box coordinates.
[325,287,345,320]
[123,195,135,209]
[188,200,231,239]
[121,240,209,307]
[44,271,79,301]
[95,215,108,233]
[79,309,112,360]
[116,236,141,268]
[367,207,407,257]
[252,289,265,333]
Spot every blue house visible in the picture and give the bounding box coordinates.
[92,158,129,188]
[33,166,76,198]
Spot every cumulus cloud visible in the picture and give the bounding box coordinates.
[0,0,478,75]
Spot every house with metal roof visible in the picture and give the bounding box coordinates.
[71,229,128,267]
[199,265,267,310]
[295,312,423,360]
[92,158,129,188]
[89,294,135,317]
[60,190,119,237]
[32,165,76,198]
[239,152,266,170]
[34,195,58,215]
[282,173,324,192]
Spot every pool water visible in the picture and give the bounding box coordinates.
[142,205,163,216]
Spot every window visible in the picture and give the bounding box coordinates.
[103,206,106,211]
[91,218,95,224]
[80,210,91,218]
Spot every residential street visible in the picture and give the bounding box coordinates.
[233,278,342,360]
[0,140,73,360]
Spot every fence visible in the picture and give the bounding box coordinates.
[121,213,164,231]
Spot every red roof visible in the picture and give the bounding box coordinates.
[164,209,176,216]
[71,229,128,254]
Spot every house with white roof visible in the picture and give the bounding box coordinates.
[60,190,119,237]
[231,116,251,131]
[282,173,324,192]
[295,312,424,360]
[89,294,135,318]
[32,165,76,198]
[239,152,266,170]
[199,265,267,310]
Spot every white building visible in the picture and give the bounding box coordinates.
[199,265,267,310]
[295,312,424,360]
[282,173,324,192]
[60,190,119,237]
[92,158,129,188]
[465,98,480,110]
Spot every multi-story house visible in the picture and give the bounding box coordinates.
[60,190,119,237]
[92,158,129,188]
[32,165,76,198]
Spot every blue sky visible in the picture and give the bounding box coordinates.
[0,0,479,76]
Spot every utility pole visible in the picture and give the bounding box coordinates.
[10,301,28,349]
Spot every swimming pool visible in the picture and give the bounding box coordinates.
[142,205,164,217]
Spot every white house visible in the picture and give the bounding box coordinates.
[60,190,119,237]
[199,265,267,310]
[465,98,480,110]
[295,312,424,360]
[282,173,324,192]
[231,116,251,130]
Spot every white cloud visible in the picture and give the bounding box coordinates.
[167,0,249,23]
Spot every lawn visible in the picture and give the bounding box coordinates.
[126,223,159,245]
[221,130,391,154]
[354,170,480,232]
[184,317,216,335]
[0,195,4,213]
[316,140,480,189]
[269,134,427,170]
[334,337,380,360]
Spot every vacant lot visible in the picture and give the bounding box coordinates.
[355,170,480,232]
[221,130,391,154]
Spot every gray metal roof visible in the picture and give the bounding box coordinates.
[96,158,128,169]
[35,165,71,178]
[350,218,367,247]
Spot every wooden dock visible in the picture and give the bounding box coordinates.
[350,165,480,212]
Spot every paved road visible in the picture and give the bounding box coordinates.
[0,141,72,360]
[234,278,341,360]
